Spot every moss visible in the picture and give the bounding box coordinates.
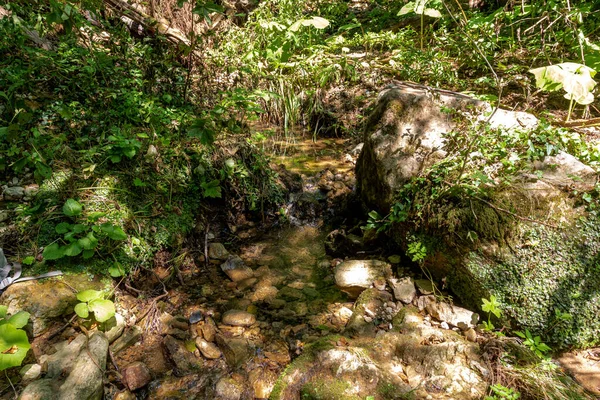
[454,215,600,347]
[300,378,361,400]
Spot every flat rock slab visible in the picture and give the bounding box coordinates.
[559,349,600,395]
[334,260,392,299]
[1,275,110,336]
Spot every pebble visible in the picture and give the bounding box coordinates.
[222,310,256,327]
[122,362,152,391]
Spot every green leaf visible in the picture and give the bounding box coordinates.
[78,232,98,250]
[100,223,127,241]
[423,8,442,18]
[63,199,83,217]
[0,306,7,319]
[398,2,416,15]
[7,311,30,329]
[87,212,105,222]
[88,299,115,323]
[108,263,125,277]
[42,243,64,260]
[82,250,95,259]
[63,242,82,257]
[0,324,30,371]
[74,303,89,319]
[529,63,597,105]
[55,222,71,234]
[71,224,87,234]
[76,289,103,303]
[201,179,222,198]
[22,256,35,266]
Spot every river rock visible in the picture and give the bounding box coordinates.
[533,151,597,191]
[426,301,479,328]
[122,362,152,391]
[215,377,243,400]
[103,312,125,343]
[355,83,600,346]
[110,325,142,354]
[42,334,87,378]
[59,331,108,400]
[0,275,109,336]
[196,337,222,359]
[388,277,416,304]
[20,363,42,383]
[208,242,230,260]
[221,256,255,282]
[216,335,251,368]
[249,368,277,399]
[163,335,202,375]
[3,186,25,200]
[222,309,256,327]
[334,260,392,299]
[19,379,59,400]
[199,316,218,342]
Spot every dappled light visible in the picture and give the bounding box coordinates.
[1,0,600,398]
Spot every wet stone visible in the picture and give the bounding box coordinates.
[19,379,59,400]
[208,243,230,260]
[215,377,243,400]
[221,256,255,282]
[163,335,203,375]
[249,368,277,399]
[216,335,252,368]
[278,286,304,300]
[222,309,256,327]
[199,316,218,342]
[196,337,222,359]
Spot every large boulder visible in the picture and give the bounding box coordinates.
[356,83,600,346]
[271,309,488,400]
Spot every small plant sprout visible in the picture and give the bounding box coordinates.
[397,0,442,50]
[529,63,597,122]
[481,295,502,331]
[485,384,520,400]
[515,329,552,358]
[74,290,116,323]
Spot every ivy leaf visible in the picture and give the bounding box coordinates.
[0,324,30,372]
[76,289,103,303]
[42,243,64,260]
[101,223,127,240]
[74,303,89,319]
[62,199,83,217]
[87,212,105,222]
[88,299,115,323]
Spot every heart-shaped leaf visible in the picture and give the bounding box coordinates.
[63,242,82,257]
[42,243,64,260]
[76,289,103,303]
[101,223,127,241]
[0,324,30,371]
[88,299,115,323]
[74,303,89,319]
[63,199,83,217]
